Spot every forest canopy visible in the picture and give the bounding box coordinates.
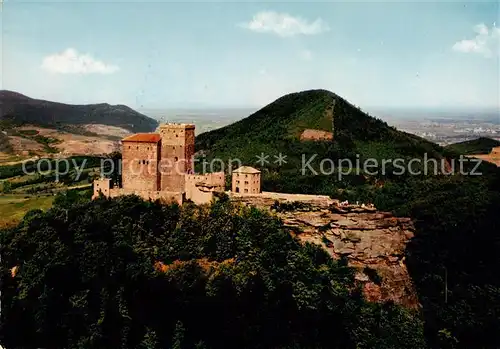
[0,195,425,349]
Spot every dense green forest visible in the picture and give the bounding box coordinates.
[0,194,425,349]
[444,137,500,155]
[195,89,500,348]
[3,172,499,348]
[346,170,500,348]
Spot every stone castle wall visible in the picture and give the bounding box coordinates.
[185,172,225,204]
[92,178,112,199]
[122,141,160,191]
[92,177,182,205]
[108,188,183,205]
[188,184,215,205]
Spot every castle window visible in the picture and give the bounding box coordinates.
[244,189,248,193]
[136,146,139,150]
[245,181,248,184]
[174,157,178,162]
[245,175,248,178]
[235,187,240,193]
[128,146,130,149]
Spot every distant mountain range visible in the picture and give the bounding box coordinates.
[0,90,158,132]
[369,107,500,123]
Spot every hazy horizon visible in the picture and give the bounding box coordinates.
[139,106,500,121]
[137,105,499,136]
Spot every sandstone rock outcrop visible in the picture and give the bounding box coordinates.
[231,193,419,309]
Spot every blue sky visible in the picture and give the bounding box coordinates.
[1,0,499,111]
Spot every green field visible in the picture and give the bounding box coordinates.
[0,194,55,228]
[0,155,104,227]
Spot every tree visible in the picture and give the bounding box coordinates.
[0,195,427,349]
[139,328,159,349]
[2,180,12,194]
[171,321,185,349]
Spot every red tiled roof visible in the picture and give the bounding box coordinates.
[122,133,161,143]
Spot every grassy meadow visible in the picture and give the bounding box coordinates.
[0,155,104,227]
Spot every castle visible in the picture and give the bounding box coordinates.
[92,123,262,204]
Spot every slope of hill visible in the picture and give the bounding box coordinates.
[195,89,500,348]
[0,195,426,349]
[196,89,453,188]
[445,137,500,155]
[0,90,158,133]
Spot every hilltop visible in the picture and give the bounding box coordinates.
[444,137,500,155]
[0,90,158,133]
[196,89,448,160]
[196,89,453,191]
[193,89,500,349]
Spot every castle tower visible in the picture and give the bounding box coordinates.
[157,123,195,192]
[121,133,161,191]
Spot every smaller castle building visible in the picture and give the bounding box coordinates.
[232,166,261,194]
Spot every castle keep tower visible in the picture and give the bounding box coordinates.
[121,133,161,191]
[157,124,195,192]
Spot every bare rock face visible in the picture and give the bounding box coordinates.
[232,194,420,309]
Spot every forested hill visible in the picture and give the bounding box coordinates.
[0,194,426,349]
[193,90,500,349]
[195,89,451,171]
[445,137,500,155]
[0,90,158,132]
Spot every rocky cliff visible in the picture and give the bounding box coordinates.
[230,193,420,309]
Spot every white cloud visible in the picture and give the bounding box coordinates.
[41,48,119,74]
[452,23,500,58]
[239,11,329,37]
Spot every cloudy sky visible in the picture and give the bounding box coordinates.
[1,0,499,111]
